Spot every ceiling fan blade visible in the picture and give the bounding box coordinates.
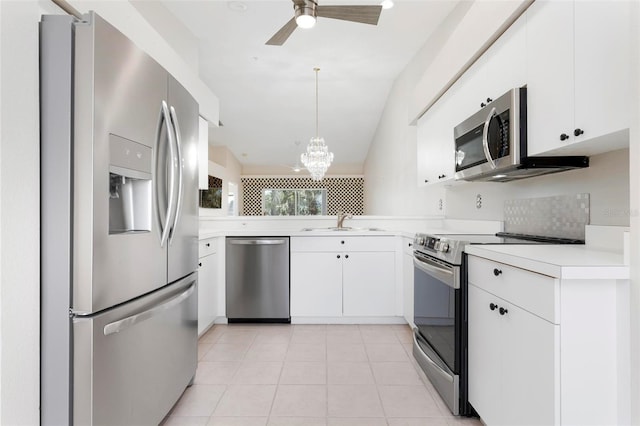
[266,17,298,45]
[317,5,382,25]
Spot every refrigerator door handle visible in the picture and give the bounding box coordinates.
[156,100,177,247]
[168,105,184,244]
[103,281,195,336]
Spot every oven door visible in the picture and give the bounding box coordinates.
[413,251,461,414]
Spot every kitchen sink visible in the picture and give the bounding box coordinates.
[300,227,385,232]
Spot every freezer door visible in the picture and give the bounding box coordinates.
[73,274,197,425]
[73,13,169,313]
[167,75,199,283]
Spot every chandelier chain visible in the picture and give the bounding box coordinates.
[314,67,319,137]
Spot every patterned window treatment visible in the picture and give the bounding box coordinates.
[241,177,364,216]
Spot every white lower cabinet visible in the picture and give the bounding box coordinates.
[467,254,628,425]
[198,238,220,335]
[290,252,343,317]
[290,236,396,318]
[342,251,395,316]
[468,284,558,426]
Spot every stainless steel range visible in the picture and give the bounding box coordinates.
[411,231,584,416]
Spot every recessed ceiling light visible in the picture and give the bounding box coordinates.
[381,0,394,9]
[227,1,247,13]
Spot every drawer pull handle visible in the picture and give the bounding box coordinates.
[489,303,498,311]
[493,268,502,276]
[341,240,345,244]
[199,262,202,267]
[206,243,210,247]
[337,255,341,259]
[499,307,508,316]
[345,254,349,259]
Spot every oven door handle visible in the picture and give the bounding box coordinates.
[482,106,498,170]
[413,253,459,289]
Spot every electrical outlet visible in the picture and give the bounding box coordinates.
[438,199,443,211]
[476,194,482,209]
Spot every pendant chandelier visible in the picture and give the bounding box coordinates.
[301,67,333,181]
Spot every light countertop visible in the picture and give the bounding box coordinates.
[200,229,416,240]
[465,244,629,280]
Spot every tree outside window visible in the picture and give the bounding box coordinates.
[263,189,327,215]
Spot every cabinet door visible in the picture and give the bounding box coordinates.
[198,252,217,335]
[291,252,342,316]
[468,284,502,426]
[573,0,631,143]
[343,251,395,316]
[416,105,440,186]
[416,95,455,186]
[483,16,527,101]
[526,0,575,156]
[501,301,559,426]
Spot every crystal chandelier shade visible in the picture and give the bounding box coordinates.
[301,67,333,181]
[301,137,334,181]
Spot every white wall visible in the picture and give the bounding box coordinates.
[0,1,64,423]
[445,148,630,226]
[129,0,199,73]
[66,0,220,124]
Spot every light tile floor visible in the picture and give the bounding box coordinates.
[162,324,483,426]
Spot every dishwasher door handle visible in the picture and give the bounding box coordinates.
[229,239,287,245]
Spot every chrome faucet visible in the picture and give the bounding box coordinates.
[336,211,352,229]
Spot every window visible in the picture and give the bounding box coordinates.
[263,189,327,216]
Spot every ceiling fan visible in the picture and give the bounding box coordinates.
[266,0,383,46]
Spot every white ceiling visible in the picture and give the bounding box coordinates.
[161,0,458,172]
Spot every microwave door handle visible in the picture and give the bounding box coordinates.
[482,107,497,169]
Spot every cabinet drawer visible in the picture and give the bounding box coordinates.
[467,255,559,323]
[291,236,395,252]
[199,238,217,258]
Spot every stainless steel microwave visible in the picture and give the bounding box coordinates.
[453,87,588,182]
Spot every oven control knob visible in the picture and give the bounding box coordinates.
[441,243,449,252]
[418,237,425,246]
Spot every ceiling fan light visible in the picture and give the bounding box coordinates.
[295,13,316,29]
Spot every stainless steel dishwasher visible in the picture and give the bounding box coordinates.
[225,237,290,323]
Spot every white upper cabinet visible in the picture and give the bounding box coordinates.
[572,0,631,147]
[483,17,527,101]
[526,0,631,156]
[467,17,527,114]
[416,17,526,187]
[525,0,574,156]
[416,93,456,187]
[416,0,632,182]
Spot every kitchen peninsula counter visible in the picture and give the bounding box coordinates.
[465,244,629,280]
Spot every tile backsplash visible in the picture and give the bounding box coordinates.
[504,193,590,240]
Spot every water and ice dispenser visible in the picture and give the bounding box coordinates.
[108,134,152,234]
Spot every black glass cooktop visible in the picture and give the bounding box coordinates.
[437,232,584,245]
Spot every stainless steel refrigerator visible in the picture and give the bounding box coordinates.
[40,12,199,425]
